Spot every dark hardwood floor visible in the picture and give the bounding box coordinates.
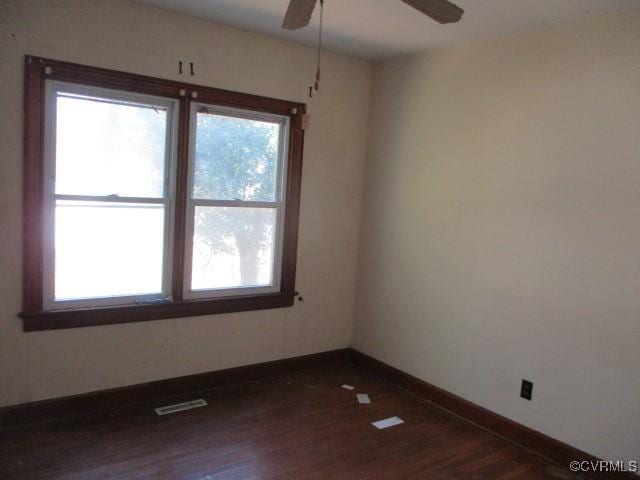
[0,365,578,479]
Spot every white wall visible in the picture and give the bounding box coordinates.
[353,11,640,462]
[0,0,371,407]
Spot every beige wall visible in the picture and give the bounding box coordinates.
[0,0,371,406]
[354,11,640,462]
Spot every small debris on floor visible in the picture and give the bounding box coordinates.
[154,399,207,416]
[341,384,355,390]
[372,416,404,429]
[357,393,370,404]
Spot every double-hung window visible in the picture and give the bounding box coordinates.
[185,105,288,298]
[22,56,305,331]
[44,82,178,308]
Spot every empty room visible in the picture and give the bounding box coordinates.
[0,0,638,478]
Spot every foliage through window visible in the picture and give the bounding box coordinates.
[187,107,287,295]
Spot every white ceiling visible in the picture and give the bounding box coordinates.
[137,0,640,60]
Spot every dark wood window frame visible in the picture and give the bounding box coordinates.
[20,56,306,332]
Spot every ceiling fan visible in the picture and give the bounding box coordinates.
[282,0,464,31]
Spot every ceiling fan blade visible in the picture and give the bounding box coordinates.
[282,0,318,30]
[400,0,464,24]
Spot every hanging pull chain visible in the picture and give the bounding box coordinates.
[309,0,324,98]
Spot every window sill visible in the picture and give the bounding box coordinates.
[20,292,295,331]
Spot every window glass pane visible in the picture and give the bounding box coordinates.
[191,206,276,290]
[55,93,168,197]
[193,111,280,202]
[54,200,165,300]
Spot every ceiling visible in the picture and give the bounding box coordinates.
[137,0,640,60]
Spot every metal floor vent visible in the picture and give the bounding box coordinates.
[155,399,208,416]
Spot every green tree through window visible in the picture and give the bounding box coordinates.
[193,112,281,287]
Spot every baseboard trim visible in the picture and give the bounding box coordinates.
[349,349,635,480]
[0,348,350,430]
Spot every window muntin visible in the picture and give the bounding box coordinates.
[43,81,178,308]
[184,105,289,297]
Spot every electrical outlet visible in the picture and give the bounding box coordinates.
[520,379,533,400]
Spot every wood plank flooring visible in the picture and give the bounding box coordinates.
[0,365,579,479]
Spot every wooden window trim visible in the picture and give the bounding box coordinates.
[20,56,305,331]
